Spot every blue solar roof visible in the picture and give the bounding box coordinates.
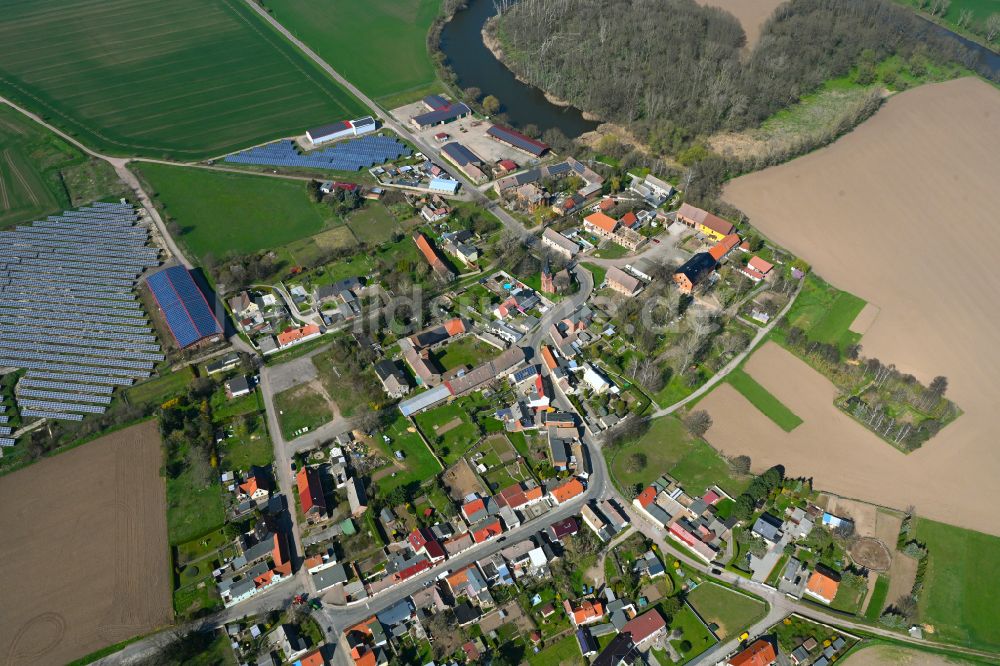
[224,135,411,171]
[146,266,222,348]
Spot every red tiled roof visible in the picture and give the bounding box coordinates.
[623,609,667,643]
[408,528,429,551]
[297,466,326,515]
[424,539,446,561]
[678,203,735,236]
[540,345,558,370]
[549,517,579,539]
[748,256,773,273]
[277,324,320,346]
[709,233,741,261]
[551,478,584,503]
[636,486,657,508]
[472,520,503,543]
[298,649,326,666]
[584,212,619,234]
[806,569,840,602]
[272,532,292,576]
[703,490,720,505]
[462,498,486,518]
[620,211,638,227]
[728,639,777,666]
[397,558,432,580]
[599,198,615,211]
[444,317,466,336]
[239,477,260,495]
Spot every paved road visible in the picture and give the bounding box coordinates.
[242,0,533,243]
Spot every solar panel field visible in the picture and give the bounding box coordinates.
[0,0,369,160]
[263,0,445,106]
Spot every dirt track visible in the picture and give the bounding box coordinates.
[0,421,171,665]
[697,0,784,47]
[720,78,1000,535]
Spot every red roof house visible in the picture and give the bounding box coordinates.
[622,609,667,646]
[296,466,327,516]
[727,639,777,666]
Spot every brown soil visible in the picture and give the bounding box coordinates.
[885,552,919,612]
[849,537,892,571]
[721,78,1000,536]
[700,342,1000,535]
[696,0,785,48]
[849,303,880,334]
[442,458,486,501]
[0,421,171,665]
[435,417,463,435]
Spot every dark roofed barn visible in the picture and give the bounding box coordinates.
[673,252,717,295]
[487,125,550,157]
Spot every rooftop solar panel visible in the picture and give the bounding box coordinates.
[146,266,222,348]
[26,371,131,386]
[19,399,107,415]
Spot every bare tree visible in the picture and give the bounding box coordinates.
[683,410,713,437]
[988,13,1000,41]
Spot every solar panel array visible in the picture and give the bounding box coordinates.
[224,135,411,171]
[0,202,164,422]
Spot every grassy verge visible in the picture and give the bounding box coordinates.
[273,384,333,440]
[864,574,890,621]
[726,368,803,431]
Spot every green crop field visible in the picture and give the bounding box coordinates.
[726,368,803,431]
[687,583,766,639]
[263,0,444,105]
[913,517,1000,651]
[784,274,866,350]
[136,163,338,263]
[609,416,749,497]
[0,0,367,159]
[0,103,125,227]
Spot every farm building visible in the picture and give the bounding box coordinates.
[441,142,487,183]
[676,203,735,241]
[673,253,717,295]
[429,177,460,195]
[542,228,580,258]
[146,265,223,348]
[306,116,377,145]
[411,96,471,129]
[486,125,549,157]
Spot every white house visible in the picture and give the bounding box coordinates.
[307,116,377,145]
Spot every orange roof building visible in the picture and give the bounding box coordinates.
[444,317,466,336]
[677,202,735,240]
[414,232,453,278]
[550,477,585,504]
[297,466,327,516]
[540,345,558,371]
[563,599,605,626]
[271,532,292,576]
[804,568,840,603]
[584,212,619,236]
[472,519,503,543]
[635,485,657,508]
[727,639,777,666]
[277,324,321,348]
[709,233,741,261]
[298,649,326,666]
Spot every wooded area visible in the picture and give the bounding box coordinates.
[492,0,985,146]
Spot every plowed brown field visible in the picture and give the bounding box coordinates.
[718,78,1000,535]
[0,421,171,665]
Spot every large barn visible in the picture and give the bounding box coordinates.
[146,265,223,348]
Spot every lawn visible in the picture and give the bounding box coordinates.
[609,416,749,497]
[218,413,275,470]
[372,414,443,496]
[137,163,337,263]
[0,0,366,159]
[126,367,195,407]
[345,203,402,245]
[434,336,496,371]
[582,262,608,287]
[593,241,631,259]
[913,517,1000,652]
[784,274,866,350]
[830,574,868,614]
[864,573,890,621]
[273,384,333,440]
[414,402,481,464]
[528,634,580,666]
[263,0,444,104]
[687,582,767,639]
[726,368,803,431]
[669,604,717,662]
[166,444,226,546]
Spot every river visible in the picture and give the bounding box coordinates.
[439,0,598,138]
